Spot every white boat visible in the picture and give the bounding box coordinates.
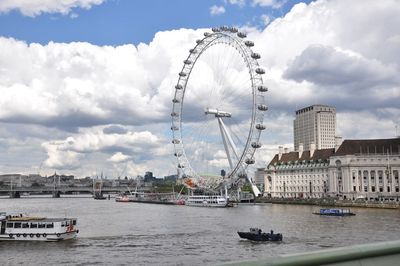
[0,212,79,241]
[185,195,229,207]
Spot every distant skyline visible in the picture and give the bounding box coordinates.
[0,0,399,178]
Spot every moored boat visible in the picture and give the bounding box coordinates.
[0,212,79,241]
[115,192,185,205]
[185,195,228,207]
[313,208,355,216]
[237,228,283,242]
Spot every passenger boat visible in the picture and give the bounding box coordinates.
[237,228,283,242]
[313,208,356,216]
[185,195,228,207]
[115,192,185,205]
[0,213,79,241]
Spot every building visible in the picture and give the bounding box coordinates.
[294,105,337,151]
[264,138,400,201]
[264,144,334,198]
[328,138,400,201]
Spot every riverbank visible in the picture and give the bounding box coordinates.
[256,197,400,209]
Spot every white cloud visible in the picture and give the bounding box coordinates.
[227,0,245,7]
[210,5,225,16]
[108,152,131,163]
[260,14,271,26]
[252,0,286,9]
[0,0,105,17]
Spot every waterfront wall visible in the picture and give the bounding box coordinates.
[256,197,400,209]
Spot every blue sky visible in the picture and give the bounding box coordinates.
[0,0,312,45]
[0,0,398,178]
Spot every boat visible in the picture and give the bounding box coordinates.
[115,191,185,205]
[313,208,356,216]
[0,212,79,241]
[185,195,229,207]
[237,228,283,242]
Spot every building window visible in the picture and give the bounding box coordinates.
[371,186,375,192]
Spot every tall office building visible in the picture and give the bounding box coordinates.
[294,105,336,151]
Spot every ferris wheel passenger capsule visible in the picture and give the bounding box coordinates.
[257,85,268,92]
[237,32,247,38]
[258,104,268,111]
[251,53,260,59]
[183,60,192,65]
[245,41,254,47]
[196,39,202,44]
[175,84,183,90]
[204,32,211,37]
[172,139,180,144]
[179,72,187,77]
[172,98,180,103]
[256,124,266,130]
[189,48,197,54]
[251,142,262,148]
[255,68,265,74]
[171,125,179,131]
[245,158,255,164]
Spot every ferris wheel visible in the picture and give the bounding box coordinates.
[171,26,268,196]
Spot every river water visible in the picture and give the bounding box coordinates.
[1,196,400,265]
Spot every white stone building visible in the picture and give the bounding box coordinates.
[294,105,337,151]
[264,144,334,198]
[328,138,400,201]
[263,138,400,201]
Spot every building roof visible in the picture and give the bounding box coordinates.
[334,138,400,156]
[268,148,335,166]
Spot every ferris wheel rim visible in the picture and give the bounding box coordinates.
[171,27,267,188]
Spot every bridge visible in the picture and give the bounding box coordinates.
[0,186,136,198]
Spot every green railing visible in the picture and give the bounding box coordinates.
[225,240,400,266]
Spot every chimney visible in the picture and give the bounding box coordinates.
[284,147,289,154]
[278,146,283,160]
[335,136,343,152]
[298,143,303,158]
[310,142,316,157]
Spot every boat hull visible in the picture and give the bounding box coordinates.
[0,230,78,241]
[237,232,283,242]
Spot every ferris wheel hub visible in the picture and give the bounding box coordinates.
[204,108,232,118]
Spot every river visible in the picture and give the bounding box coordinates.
[1,196,400,265]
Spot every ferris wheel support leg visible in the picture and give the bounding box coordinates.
[218,118,234,170]
[217,117,240,166]
[245,176,261,197]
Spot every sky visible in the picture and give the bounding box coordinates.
[0,0,399,179]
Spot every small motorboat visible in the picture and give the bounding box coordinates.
[237,228,283,242]
[313,208,355,216]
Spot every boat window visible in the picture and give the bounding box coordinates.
[72,220,77,225]
[61,222,66,227]
[6,222,13,228]
[30,223,38,228]
[46,223,54,228]
[22,223,29,228]
[38,223,46,228]
[14,222,21,228]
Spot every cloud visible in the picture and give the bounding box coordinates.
[0,0,105,17]
[227,0,245,7]
[108,152,131,163]
[210,5,225,16]
[252,0,286,9]
[260,14,272,26]
[0,31,197,130]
